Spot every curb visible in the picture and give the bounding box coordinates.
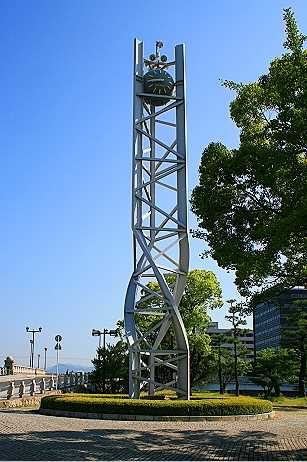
[273,405,307,410]
[39,408,275,422]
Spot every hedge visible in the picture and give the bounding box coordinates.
[40,394,272,416]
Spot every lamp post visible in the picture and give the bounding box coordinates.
[92,329,102,349]
[44,347,48,370]
[54,335,62,390]
[29,340,33,367]
[37,354,40,369]
[26,327,42,369]
[91,328,117,392]
[91,329,117,351]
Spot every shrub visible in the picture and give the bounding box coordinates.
[40,394,272,416]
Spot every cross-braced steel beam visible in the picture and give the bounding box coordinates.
[124,39,190,399]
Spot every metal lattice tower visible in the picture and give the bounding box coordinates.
[124,39,190,399]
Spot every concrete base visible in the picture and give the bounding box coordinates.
[40,408,275,422]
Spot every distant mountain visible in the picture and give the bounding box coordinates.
[47,363,93,374]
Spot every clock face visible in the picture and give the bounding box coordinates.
[143,69,175,106]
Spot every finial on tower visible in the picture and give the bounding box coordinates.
[156,40,163,57]
[147,41,168,64]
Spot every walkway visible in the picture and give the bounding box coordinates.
[0,408,306,460]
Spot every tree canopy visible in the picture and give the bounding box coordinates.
[91,322,129,393]
[137,269,223,386]
[225,301,248,396]
[250,347,298,396]
[191,9,307,301]
[282,299,307,396]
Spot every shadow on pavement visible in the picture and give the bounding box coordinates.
[0,425,306,461]
[0,408,39,415]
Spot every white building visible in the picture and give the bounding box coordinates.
[207,322,254,361]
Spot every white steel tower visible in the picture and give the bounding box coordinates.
[124,40,190,399]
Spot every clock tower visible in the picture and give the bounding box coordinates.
[124,40,190,400]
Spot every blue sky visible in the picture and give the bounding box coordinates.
[1,0,306,367]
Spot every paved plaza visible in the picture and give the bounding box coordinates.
[0,408,306,460]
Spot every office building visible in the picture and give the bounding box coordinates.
[207,322,254,360]
[254,286,307,351]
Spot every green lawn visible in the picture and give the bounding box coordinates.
[192,391,233,400]
[64,390,307,408]
[268,396,307,408]
[192,391,307,408]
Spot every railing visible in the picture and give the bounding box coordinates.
[13,365,45,375]
[1,372,90,400]
[0,365,46,376]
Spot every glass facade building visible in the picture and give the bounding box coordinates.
[254,287,307,351]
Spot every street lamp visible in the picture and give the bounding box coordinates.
[44,347,48,370]
[26,327,42,369]
[91,328,117,350]
[92,329,102,348]
[91,328,117,393]
[55,335,62,390]
[29,340,33,367]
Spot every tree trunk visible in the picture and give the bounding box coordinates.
[273,380,281,397]
[218,345,223,394]
[298,350,306,397]
[234,340,239,396]
[189,348,195,395]
[268,383,273,397]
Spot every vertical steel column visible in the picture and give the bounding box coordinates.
[174,44,190,395]
[149,104,156,396]
[127,39,143,399]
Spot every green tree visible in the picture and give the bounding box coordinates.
[137,269,223,387]
[208,346,250,394]
[91,323,129,393]
[250,348,298,396]
[283,300,307,397]
[210,334,231,394]
[191,9,307,301]
[225,300,249,396]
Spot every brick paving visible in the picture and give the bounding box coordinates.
[0,408,306,460]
